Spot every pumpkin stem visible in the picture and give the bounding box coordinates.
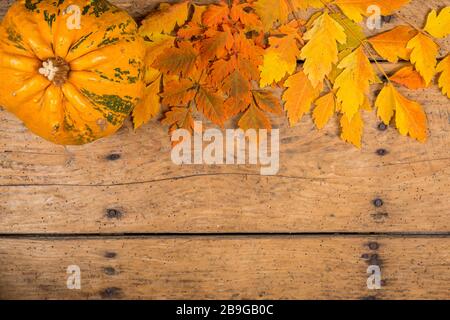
[39,57,70,87]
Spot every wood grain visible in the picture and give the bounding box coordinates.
[0,0,449,300]
[1,82,449,233]
[0,236,449,300]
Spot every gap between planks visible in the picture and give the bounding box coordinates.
[1,232,450,239]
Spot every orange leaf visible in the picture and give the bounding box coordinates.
[202,3,230,26]
[283,70,323,126]
[253,90,283,115]
[313,92,336,129]
[238,103,272,131]
[230,2,261,27]
[161,79,196,106]
[162,106,194,133]
[340,112,363,148]
[368,26,417,63]
[209,57,237,86]
[222,70,251,98]
[200,31,230,62]
[152,42,198,77]
[195,87,226,126]
[390,66,427,90]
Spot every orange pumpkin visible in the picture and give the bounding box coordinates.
[0,0,145,145]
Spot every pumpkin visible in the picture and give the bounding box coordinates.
[0,0,145,145]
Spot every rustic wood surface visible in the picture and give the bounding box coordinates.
[0,0,449,299]
[1,236,449,300]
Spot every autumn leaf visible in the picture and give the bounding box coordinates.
[202,3,230,26]
[335,0,410,22]
[191,4,207,25]
[300,12,347,87]
[140,2,190,37]
[253,0,292,31]
[254,0,329,30]
[209,57,237,86]
[283,70,323,126]
[252,90,283,114]
[195,87,226,126]
[406,33,438,86]
[152,42,198,77]
[162,106,194,133]
[222,70,252,116]
[424,7,450,39]
[238,103,272,130]
[313,92,336,129]
[200,31,231,61]
[436,55,450,99]
[160,78,196,106]
[259,21,303,87]
[331,14,365,51]
[132,76,161,129]
[230,2,261,27]
[334,46,379,120]
[368,26,417,63]
[375,84,427,141]
[340,112,363,148]
[389,66,426,90]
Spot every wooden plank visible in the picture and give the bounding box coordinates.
[1,83,449,233]
[0,236,449,299]
[0,0,449,234]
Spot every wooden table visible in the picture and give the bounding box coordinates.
[0,0,449,299]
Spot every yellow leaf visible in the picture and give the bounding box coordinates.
[389,66,427,90]
[283,70,323,126]
[140,2,190,38]
[436,55,450,99]
[254,0,328,31]
[259,21,302,87]
[313,92,335,129]
[133,76,161,129]
[143,34,175,83]
[368,26,417,63]
[335,0,410,22]
[375,84,427,141]
[192,4,207,25]
[259,52,292,87]
[331,14,366,51]
[407,33,438,86]
[375,84,396,125]
[334,46,379,120]
[424,7,450,39]
[300,12,347,87]
[340,112,363,148]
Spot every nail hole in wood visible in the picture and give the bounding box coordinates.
[377,123,388,131]
[368,242,379,250]
[368,254,382,266]
[376,148,388,156]
[373,198,384,208]
[106,153,121,161]
[103,267,117,276]
[100,287,122,299]
[104,251,117,259]
[106,208,123,219]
